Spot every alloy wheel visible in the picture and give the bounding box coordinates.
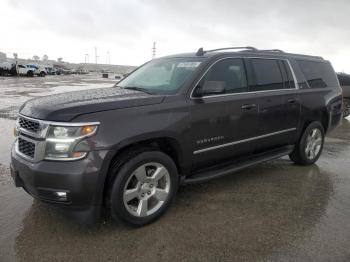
[305,128,322,160]
[123,162,171,217]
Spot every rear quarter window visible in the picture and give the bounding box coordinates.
[297,60,338,88]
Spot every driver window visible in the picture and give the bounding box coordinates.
[196,58,248,96]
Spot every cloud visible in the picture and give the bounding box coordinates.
[2,0,350,71]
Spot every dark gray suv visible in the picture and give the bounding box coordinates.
[11,47,343,226]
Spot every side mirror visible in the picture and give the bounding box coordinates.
[195,81,225,97]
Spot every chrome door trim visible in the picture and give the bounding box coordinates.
[193,128,297,154]
[189,56,299,100]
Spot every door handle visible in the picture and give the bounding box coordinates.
[287,98,297,104]
[241,104,256,111]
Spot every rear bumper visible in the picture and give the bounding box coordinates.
[10,145,110,223]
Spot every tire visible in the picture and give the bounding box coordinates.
[39,71,46,77]
[27,71,34,77]
[289,121,325,165]
[343,99,350,118]
[109,150,178,226]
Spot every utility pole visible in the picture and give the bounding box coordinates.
[152,42,156,59]
[106,51,110,64]
[84,54,89,63]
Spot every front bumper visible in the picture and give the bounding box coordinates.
[11,145,110,223]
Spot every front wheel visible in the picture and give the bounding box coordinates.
[289,122,325,165]
[109,151,178,226]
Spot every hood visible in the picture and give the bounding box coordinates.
[20,87,165,121]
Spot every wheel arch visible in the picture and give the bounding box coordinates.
[299,109,329,139]
[100,135,186,206]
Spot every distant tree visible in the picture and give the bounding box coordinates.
[57,58,63,62]
[42,55,48,61]
[33,55,40,61]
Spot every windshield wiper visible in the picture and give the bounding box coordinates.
[123,86,153,95]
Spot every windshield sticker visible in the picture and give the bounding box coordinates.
[177,62,201,68]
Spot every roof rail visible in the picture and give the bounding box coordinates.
[195,47,324,60]
[258,49,285,53]
[196,46,258,56]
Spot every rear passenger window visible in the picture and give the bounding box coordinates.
[251,59,284,91]
[297,60,338,88]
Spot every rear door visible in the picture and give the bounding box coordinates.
[189,58,259,170]
[248,58,300,152]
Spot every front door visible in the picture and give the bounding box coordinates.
[188,58,259,170]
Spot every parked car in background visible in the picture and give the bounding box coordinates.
[53,65,72,75]
[45,66,57,75]
[0,62,17,76]
[26,64,47,77]
[17,64,35,77]
[337,73,350,117]
[76,68,89,74]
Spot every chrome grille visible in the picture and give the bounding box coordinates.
[19,117,40,133]
[18,138,35,158]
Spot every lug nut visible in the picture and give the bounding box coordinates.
[147,191,151,195]
[141,193,145,197]
[150,184,153,188]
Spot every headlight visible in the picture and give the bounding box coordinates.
[45,125,98,160]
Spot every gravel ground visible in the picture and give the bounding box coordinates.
[0,75,350,262]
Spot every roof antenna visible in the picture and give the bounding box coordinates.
[196,47,204,56]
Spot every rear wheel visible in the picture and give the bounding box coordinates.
[343,99,350,118]
[109,151,178,226]
[289,122,324,165]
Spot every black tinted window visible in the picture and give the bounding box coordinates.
[196,58,248,95]
[251,59,284,91]
[297,60,338,88]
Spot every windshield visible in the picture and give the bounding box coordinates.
[117,58,203,94]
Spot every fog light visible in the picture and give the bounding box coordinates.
[54,191,68,201]
[56,192,67,197]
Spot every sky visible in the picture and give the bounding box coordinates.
[1,0,349,72]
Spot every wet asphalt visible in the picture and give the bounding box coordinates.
[0,75,350,262]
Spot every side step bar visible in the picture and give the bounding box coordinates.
[183,146,294,185]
